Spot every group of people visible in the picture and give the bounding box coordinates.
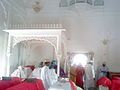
[11,59,58,90]
[37,59,58,90]
[75,61,109,90]
[11,59,109,90]
[75,61,95,90]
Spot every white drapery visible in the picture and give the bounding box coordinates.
[9,42,27,74]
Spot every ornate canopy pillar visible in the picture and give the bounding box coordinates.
[6,35,13,76]
[4,28,65,77]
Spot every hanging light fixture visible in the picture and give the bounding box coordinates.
[32,1,42,13]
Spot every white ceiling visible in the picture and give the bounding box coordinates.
[0,0,120,32]
[1,0,120,14]
[5,0,120,12]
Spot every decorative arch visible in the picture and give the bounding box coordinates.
[12,37,58,55]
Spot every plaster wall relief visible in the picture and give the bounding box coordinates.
[94,0,104,6]
[60,0,104,7]
[100,38,110,67]
[59,0,68,7]
[12,37,57,52]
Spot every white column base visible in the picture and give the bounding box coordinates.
[99,85,108,90]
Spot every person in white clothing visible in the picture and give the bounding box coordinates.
[48,67,57,86]
[84,61,95,90]
[41,59,51,90]
[98,62,109,79]
[29,62,43,79]
[11,66,26,78]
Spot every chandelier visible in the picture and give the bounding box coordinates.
[32,1,41,13]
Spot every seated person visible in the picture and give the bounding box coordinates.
[98,62,109,79]
[24,67,32,78]
[48,66,58,86]
[11,66,26,78]
[29,62,44,79]
[50,60,66,77]
[41,59,58,90]
[41,59,51,90]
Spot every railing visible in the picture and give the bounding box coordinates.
[7,24,63,29]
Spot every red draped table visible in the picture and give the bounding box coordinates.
[111,80,120,90]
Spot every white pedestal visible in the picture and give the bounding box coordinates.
[99,85,109,90]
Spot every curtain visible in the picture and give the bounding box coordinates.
[9,42,27,74]
[17,42,26,66]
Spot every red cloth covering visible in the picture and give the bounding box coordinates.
[24,65,35,71]
[97,76,111,88]
[69,80,77,90]
[111,80,120,90]
[0,77,22,90]
[76,66,85,88]
[6,79,45,90]
[111,77,120,90]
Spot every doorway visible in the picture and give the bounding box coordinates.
[70,54,88,88]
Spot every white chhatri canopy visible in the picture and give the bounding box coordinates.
[4,28,66,77]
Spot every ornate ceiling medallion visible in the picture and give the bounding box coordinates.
[32,1,42,13]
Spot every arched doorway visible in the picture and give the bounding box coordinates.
[70,53,88,88]
[9,39,57,74]
[72,54,88,67]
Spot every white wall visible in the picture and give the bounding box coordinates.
[67,11,120,72]
[25,42,56,66]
